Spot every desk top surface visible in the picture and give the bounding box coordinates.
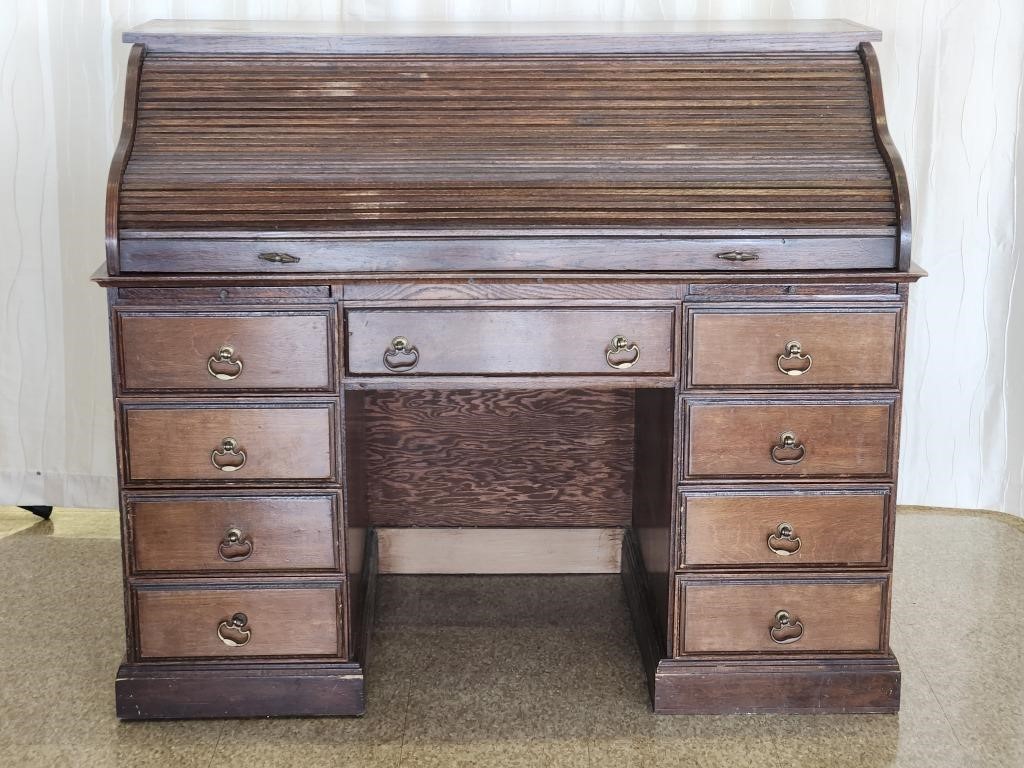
[124,19,881,54]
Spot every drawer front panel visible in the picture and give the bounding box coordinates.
[676,577,886,654]
[135,585,342,659]
[129,494,340,573]
[684,400,894,479]
[346,308,675,375]
[123,404,335,483]
[688,307,899,388]
[118,310,334,392]
[681,490,889,567]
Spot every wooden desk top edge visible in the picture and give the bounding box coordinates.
[123,19,882,54]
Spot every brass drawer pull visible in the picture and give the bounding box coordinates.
[211,437,247,472]
[715,251,759,263]
[606,335,640,369]
[777,340,812,376]
[217,612,252,647]
[769,610,804,645]
[767,522,802,555]
[207,345,243,380]
[383,336,419,372]
[771,431,805,465]
[218,527,253,562]
[257,252,300,264]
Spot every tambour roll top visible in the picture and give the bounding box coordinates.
[106,20,910,274]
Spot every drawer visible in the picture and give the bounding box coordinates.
[674,576,887,655]
[683,399,895,479]
[122,403,336,483]
[135,584,343,659]
[345,308,675,376]
[680,489,890,568]
[116,309,335,392]
[687,305,900,388]
[128,493,341,574]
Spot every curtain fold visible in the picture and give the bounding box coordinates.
[1,0,1021,515]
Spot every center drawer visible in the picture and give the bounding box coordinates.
[121,402,337,483]
[134,584,344,659]
[345,308,675,376]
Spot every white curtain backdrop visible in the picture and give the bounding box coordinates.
[2,1,1022,515]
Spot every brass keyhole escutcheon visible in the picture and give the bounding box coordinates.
[777,340,812,376]
[606,335,640,369]
[211,437,247,472]
[217,612,252,647]
[770,431,806,465]
[383,336,419,372]
[218,527,254,563]
[769,610,805,645]
[207,345,243,380]
[767,521,802,556]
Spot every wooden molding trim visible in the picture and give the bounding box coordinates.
[861,43,913,271]
[377,527,623,574]
[105,43,145,275]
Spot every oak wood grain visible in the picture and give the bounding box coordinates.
[128,493,340,574]
[687,305,899,388]
[117,309,334,392]
[684,399,894,479]
[135,585,342,659]
[123,403,336,482]
[676,576,886,654]
[681,489,888,567]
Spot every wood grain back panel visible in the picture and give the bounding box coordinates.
[677,576,886,654]
[356,389,634,527]
[681,490,888,567]
[118,52,897,240]
[135,585,342,659]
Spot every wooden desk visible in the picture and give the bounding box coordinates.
[95,19,921,718]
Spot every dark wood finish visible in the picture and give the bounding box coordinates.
[684,398,896,479]
[134,583,344,659]
[680,487,890,567]
[360,389,635,527]
[653,657,899,714]
[122,401,337,483]
[115,661,365,718]
[105,44,144,274]
[116,308,335,392]
[347,308,675,376]
[861,43,912,271]
[128,493,341,574]
[99,22,918,719]
[687,304,900,388]
[124,20,881,54]
[675,574,887,654]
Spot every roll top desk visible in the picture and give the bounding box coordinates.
[96,19,922,718]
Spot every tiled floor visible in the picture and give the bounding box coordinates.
[0,505,1021,767]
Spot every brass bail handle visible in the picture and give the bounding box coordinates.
[770,431,806,465]
[217,612,252,647]
[211,437,247,472]
[218,527,254,562]
[769,610,805,645]
[606,335,640,370]
[767,521,802,556]
[777,340,812,376]
[207,345,243,380]
[383,336,419,372]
